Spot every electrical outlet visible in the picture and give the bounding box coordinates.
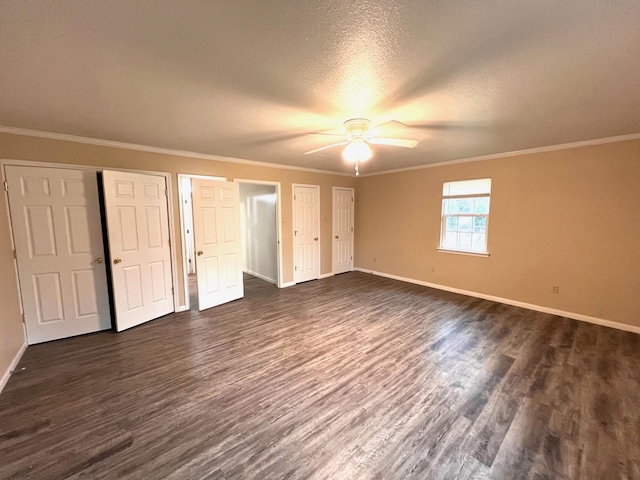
[551,285,559,294]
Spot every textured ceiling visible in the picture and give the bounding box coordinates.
[1,1,639,174]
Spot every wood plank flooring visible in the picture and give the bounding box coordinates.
[1,272,639,479]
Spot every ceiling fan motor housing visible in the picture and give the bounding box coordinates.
[344,118,372,138]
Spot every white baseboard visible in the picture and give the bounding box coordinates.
[319,272,334,279]
[279,281,296,288]
[354,268,640,335]
[244,269,277,285]
[0,341,27,395]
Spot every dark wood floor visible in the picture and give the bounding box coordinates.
[1,272,639,479]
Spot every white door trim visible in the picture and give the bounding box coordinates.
[292,183,320,284]
[1,158,181,313]
[234,178,283,288]
[177,174,227,311]
[332,186,355,274]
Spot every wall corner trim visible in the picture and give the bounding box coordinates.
[354,268,640,335]
[0,126,354,177]
[0,341,28,395]
[244,269,277,285]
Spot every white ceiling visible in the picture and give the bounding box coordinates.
[1,1,639,175]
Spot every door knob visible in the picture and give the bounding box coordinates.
[95,257,103,264]
[113,258,122,264]
[334,235,339,239]
[314,237,318,241]
[197,250,204,256]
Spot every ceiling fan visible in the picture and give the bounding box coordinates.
[304,118,418,175]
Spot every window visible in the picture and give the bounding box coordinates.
[439,178,491,255]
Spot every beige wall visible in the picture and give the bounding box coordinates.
[1,132,639,381]
[355,139,640,328]
[0,132,355,376]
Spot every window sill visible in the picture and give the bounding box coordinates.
[437,248,490,257]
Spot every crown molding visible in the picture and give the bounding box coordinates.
[0,126,354,177]
[2,126,638,179]
[359,132,640,177]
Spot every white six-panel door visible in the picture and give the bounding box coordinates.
[293,185,320,283]
[332,187,354,274]
[191,179,244,310]
[102,170,174,331]
[5,166,111,344]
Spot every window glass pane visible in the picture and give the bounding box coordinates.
[458,199,472,214]
[474,197,490,214]
[472,233,486,251]
[446,216,458,232]
[445,199,460,214]
[458,216,472,232]
[443,178,491,196]
[444,232,457,248]
[458,232,472,249]
[473,216,487,233]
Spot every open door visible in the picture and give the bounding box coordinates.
[5,165,111,344]
[192,179,244,311]
[102,170,174,331]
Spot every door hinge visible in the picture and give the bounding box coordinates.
[171,287,174,294]
[294,195,296,200]
[165,188,169,196]
[351,256,353,260]
[295,266,297,271]
[352,197,354,202]
[351,227,354,232]
[13,249,17,259]
[3,181,8,192]
[21,314,25,324]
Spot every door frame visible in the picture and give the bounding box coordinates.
[1,159,181,314]
[234,178,283,288]
[292,183,321,284]
[177,173,227,311]
[332,186,355,274]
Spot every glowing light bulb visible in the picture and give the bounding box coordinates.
[342,137,372,164]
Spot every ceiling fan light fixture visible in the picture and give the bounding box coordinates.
[342,137,372,164]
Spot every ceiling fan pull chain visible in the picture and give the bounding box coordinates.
[355,159,359,176]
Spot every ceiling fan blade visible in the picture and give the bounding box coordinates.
[369,137,418,148]
[304,141,348,155]
[406,121,488,131]
[371,120,407,131]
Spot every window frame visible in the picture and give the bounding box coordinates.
[438,180,491,256]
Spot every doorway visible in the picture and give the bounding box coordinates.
[237,180,282,288]
[178,176,284,311]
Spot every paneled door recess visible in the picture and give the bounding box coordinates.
[102,170,174,331]
[5,166,111,344]
[192,179,244,311]
[293,185,320,283]
[332,187,354,275]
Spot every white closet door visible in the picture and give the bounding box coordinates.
[332,187,354,274]
[102,170,174,331]
[192,179,244,311]
[5,166,111,344]
[293,185,320,283]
